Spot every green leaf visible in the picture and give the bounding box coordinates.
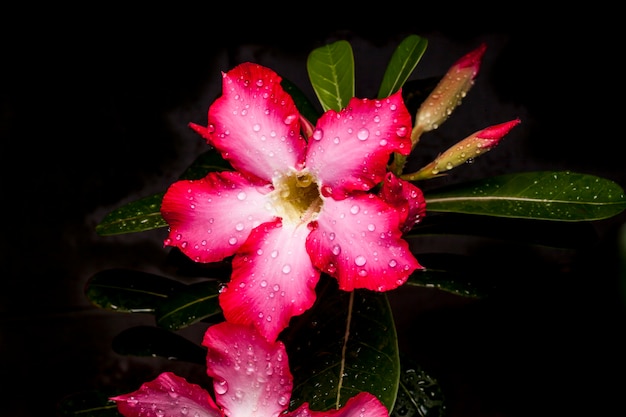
[56,390,122,417]
[281,77,321,125]
[424,171,626,221]
[112,325,206,364]
[85,269,186,313]
[156,280,223,330]
[95,192,166,236]
[307,40,355,112]
[391,356,446,417]
[284,277,400,412]
[378,34,428,98]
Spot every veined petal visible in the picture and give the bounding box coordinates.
[161,171,275,263]
[220,219,320,342]
[287,392,389,417]
[203,322,293,417]
[305,91,412,200]
[378,172,426,233]
[110,372,221,417]
[306,193,421,292]
[192,62,308,182]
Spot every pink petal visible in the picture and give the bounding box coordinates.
[192,62,308,182]
[110,372,221,417]
[219,219,320,342]
[306,193,421,291]
[161,171,275,263]
[305,91,412,200]
[287,392,389,417]
[203,322,293,417]
[378,172,426,233]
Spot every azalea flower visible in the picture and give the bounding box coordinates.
[111,322,390,417]
[160,62,424,341]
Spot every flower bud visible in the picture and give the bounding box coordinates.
[404,118,521,181]
[413,43,486,141]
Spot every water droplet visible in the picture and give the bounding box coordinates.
[312,128,323,140]
[355,255,366,266]
[228,237,238,245]
[282,264,291,274]
[350,204,360,214]
[357,127,369,140]
[214,379,228,395]
[332,245,341,255]
[235,222,244,231]
[237,192,247,200]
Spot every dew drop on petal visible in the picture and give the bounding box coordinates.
[237,192,247,201]
[396,126,408,137]
[252,123,261,132]
[332,245,341,255]
[388,259,397,268]
[282,264,291,274]
[312,129,323,140]
[214,379,228,395]
[350,204,360,214]
[357,127,369,140]
[228,237,238,245]
[355,255,367,266]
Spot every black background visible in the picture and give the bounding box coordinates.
[2,7,624,417]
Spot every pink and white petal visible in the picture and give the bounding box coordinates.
[287,392,389,417]
[202,322,293,417]
[195,62,307,182]
[110,372,221,417]
[378,172,426,233]
[161,171,276,263]
[305,91,412,200]
[306,193,421,292]
[219,219,320,342]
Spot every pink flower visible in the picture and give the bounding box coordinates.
[160,62,424,342]
[111,322,390,417]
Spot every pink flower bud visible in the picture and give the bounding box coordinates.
[413,43,487,138]
[404,118,521,180]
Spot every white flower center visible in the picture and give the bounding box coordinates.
[271,170,322,225]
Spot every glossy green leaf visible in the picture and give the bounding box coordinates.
[378,34,428,98]
[112,325,206,364]
[424,171,626,221]
[56,390,122,417]
[307,40,355,112]
[85,269,185,313]
[281,77,321,125]
[95,192,166,236]
[284,277,400,412]
[391,356,446,417]
[156,280,223,330]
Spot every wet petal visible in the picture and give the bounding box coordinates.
[220,219,320,342]
[203,322,293,417]
[306,193,421,291]
[305,91,412,200]
[110,372,221,417]
[192,62,307,182]
[378,172,426,233]
[287,392,388,417]
[161,171,275,263]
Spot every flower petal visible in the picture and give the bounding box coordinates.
[305,91,412,200]
[110,372,221,417]
[306,193,421,291]
[203,322,293,417]
[161,171,275,263]
[378,172,426,233]
[219,219,320,342]
[287,392,389,417]
[191,62,307,182]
